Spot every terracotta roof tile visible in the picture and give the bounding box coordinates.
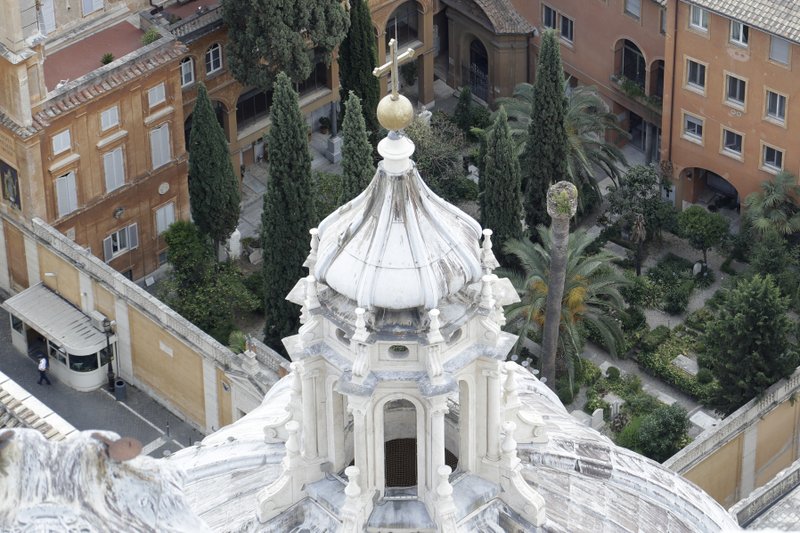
[442,0,535,34]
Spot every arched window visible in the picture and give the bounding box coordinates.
[386,2,418,48]
[180,57,194,87]
[205,44,222,76]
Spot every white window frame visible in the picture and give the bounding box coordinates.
[689,6,709,32]
[730,21,749,46]
[103,223,138,262]
[55,171,79,218]
[52,129,71,155]
[82,0,103,16]
[686,59,706,91]
[765,90,787,123]
[100,106,119,131]
[560,14,574,42]
[543,5,557,29]
[103,147,125,192]
[149,123,171,169]
[147,83,166,108]
[725,74,746,108]
[205,44,222,75]
[762,144,784,172]
[721,128,743,157]
[180,57,195,87]
[155,202,175,235]
[625,0,641,19]
[682,113,704,143]
[770,36,791,65]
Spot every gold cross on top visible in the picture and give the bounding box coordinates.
[372,38,416,101]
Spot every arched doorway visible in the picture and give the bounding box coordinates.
[682,167,740,212]
[650,59,665,99]
[469,38,489,102]
[183,101,228,150]
[384,399,418,489]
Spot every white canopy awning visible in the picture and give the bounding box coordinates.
[3,283,114,356]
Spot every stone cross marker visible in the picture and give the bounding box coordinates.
[372,38,416,100]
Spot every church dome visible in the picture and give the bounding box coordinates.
[313,133,483,311]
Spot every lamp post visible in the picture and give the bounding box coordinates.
[103,318,115,392]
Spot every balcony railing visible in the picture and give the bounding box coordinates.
[167,5,224,42]
[610,74,662,115]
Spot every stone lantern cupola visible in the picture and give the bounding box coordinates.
[256,43,548,532]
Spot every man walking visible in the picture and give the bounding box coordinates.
[37,356,51,385]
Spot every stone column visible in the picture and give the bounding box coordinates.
[485,364,501,460]
[300,366,319,459]
[428,396,448,490]
[348,396,371,493]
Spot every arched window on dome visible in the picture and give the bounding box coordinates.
[383,399,418,492]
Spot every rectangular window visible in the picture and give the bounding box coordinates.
[722,129,743,154]
[766,90,787,122]
[690,6,709,31]
[730,21,749,46]
[560,15,574,42]
[770,36,790,65]
[158,250,168,266]
[543,5,557,29]
[205,44,222,75]
[155,202,175,235]
[763,145,784,171]
[683,114,703,140]
[660,8,667,34]
[82,0,103,15]
[625,0,641,19]
[55,171,78,218]
[11,314,23,333]
[180,58,194,87]
[100,106,119,131]
[52,129,71,155]
[103,223,138,262]
[149,123,171,169]
[148,83,166,108]
[687,60,706,90]
[725,75,746,106]
[103,147,125,192]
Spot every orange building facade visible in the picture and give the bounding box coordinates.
[661,0,800,209]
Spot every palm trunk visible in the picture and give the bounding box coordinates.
[541,182,578,391]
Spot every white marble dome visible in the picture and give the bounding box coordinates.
[313,133,483,311]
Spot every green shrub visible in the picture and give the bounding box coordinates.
[141,27,160,45]
[637,335,712,401]
[684,307,714,332]
[438,175,478,202]
[243,271,265,313]
[622,306,647,333]
[721,256,736,275]
[663,279,694,315]
[228,330,247,353]
[624,392,662,417]
[696,367,713,384]
[556,376,575,405]
[615,416,642,451]
[100,52,114,65]
[584,395,609,416]
[606,366,621,381]
[620,373,643,396]
[640,325,671,353]
[577,359,602,386]
[400,61,417,86]
[694,267,716,288]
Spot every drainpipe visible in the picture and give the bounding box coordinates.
[665,0,679,163]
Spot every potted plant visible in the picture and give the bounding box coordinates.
[318,116,331,135]
[100,53,114,65]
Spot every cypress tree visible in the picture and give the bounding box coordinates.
[262,73,314,354]
[188,83,241,255]
[340,92,374,204]
[481,107,523,262]
[338,0,380,139]
[223,0,348,89]
[454,87,473,133]
[522,30,568,232]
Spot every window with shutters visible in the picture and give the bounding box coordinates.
[52,129,71,155]
[103,223,138,262]
[148,83,166,108]
[103,147,125,192]
[682,113,703,143]
[149,123,171,169]
[100,106,119,131]
[155,202,175,235]
[770,37,790,65]
[82,0,103,16]
[55,171,78,218]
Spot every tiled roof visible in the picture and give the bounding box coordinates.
[0,41,186,139]
[442,0,535,35]
[685,0,800,44]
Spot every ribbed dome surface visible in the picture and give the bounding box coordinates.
[313,162,483,310]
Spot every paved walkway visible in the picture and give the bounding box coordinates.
[0,298,203,457]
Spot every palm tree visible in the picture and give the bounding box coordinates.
[486,82,629,199]
[503,227,628,386]
[743,171,800,236]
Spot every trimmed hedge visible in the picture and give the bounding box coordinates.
[637,334,713,401]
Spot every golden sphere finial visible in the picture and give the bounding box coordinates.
[376,93,414,131]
